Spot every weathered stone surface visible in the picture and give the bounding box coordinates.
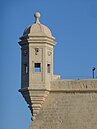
[30,85,97,129]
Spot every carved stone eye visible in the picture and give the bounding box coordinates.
[35,48,39,55]
[48,51,52,56]
[23,49,27,56]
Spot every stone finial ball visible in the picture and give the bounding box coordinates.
[34,12,41,18]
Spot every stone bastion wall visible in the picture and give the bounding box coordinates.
[30,79,97,129]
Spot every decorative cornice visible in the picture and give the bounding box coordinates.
[18,36,57,46]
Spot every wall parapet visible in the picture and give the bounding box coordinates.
[50,79,97,92]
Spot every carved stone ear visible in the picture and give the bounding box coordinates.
[48,51,52,56]
[35,48,39,55]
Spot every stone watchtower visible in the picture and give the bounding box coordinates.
[18,12,60,120]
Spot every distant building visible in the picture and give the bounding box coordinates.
[18,12,97,129]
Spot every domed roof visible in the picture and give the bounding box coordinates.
[23,12,54,39]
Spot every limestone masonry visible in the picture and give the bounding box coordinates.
[18,12,97,129]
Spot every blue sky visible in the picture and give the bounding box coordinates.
[0,0,97,129]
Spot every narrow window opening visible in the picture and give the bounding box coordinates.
[47,64,50,73]
[24,64,28,74]
[34,63,41,72]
